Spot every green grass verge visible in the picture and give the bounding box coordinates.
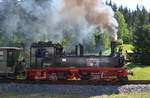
[0,91,86,98]
[127,63,150,80]
[91,93,150,98]
[1,91,150,98]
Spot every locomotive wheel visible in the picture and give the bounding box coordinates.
[48,72,58,81]
[80,71,90,80]
[57,71,68,80]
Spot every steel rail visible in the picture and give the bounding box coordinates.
[0,79,150,85]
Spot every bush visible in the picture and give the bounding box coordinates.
[140,52,150,65]
[117,44,135,59]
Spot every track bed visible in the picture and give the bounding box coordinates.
[0,79,150,85]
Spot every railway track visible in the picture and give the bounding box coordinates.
[0,79,150,85]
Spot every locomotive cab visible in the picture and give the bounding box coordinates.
[30,41,63,69]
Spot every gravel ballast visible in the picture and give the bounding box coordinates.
[0,83,150,96]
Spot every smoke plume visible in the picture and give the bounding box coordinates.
[61,0,118,40]
[0,0,118,47]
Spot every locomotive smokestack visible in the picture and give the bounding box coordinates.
[75,44,84,56]
[111,41,117,55]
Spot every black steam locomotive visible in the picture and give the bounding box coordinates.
[30,41,124,69]
[0,41,128,82]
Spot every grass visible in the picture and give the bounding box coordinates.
[127,63,150,80]
[0,91,86,98]
[91,93,150,98]
[1,91,150,98]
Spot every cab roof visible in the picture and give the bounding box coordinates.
[0,47,23,50]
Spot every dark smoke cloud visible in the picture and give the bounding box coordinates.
[61,0,118,40]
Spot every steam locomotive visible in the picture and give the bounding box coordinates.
[30,41,124,68]
[0,41,129,83]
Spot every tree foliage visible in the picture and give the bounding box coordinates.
[107,1,150,64]
[115,11,130,43]
[94,32,110,51]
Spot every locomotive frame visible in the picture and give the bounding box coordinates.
[27,67,128,83]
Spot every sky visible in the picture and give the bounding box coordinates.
[104,0,150,11]
[0,0,149,11]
